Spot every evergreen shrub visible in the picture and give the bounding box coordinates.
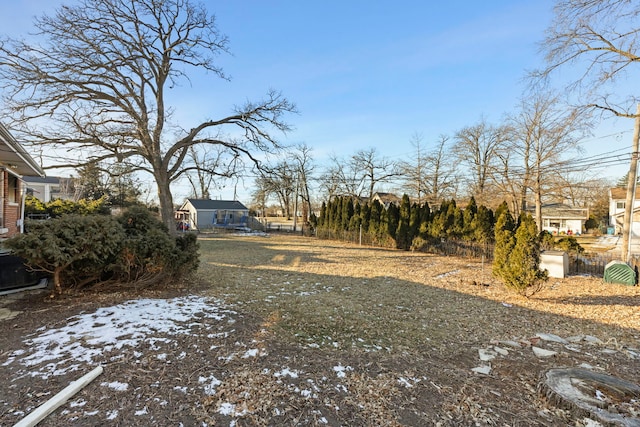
[493,212,548,296]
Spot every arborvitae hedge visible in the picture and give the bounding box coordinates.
[317,195,497,251]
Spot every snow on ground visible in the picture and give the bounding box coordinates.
[1,290,416,425]
[3,295,236,380]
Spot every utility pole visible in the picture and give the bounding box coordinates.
[621,104,640,263]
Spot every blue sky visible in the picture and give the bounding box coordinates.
[1,1,634,201]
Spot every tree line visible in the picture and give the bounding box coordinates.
[316,195,497,251]
[316,195,552,296]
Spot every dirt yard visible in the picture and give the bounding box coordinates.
[0,233,639,426]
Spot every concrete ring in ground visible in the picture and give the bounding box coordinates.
[540,367,640,426]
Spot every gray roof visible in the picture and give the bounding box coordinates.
[0,123,45,177]
[186,199,248,211]
[23,176,61,184]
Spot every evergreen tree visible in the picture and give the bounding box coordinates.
[450,203,464,238]
[330,198,341,231]
[318,201,327,228]
[349,201,362,231]
[418,202,432,239]
[360,202,371,233]
[493,207,516,281]
[395,194,412,250]
[386,202,400,239]
[494,201,510,224]
[471,205,494,243]
[462,196,478,239]
[500,214,548,296]
[369,200,382,235]
[342,197,354,231]
[77,161,110,201]
[409,202,421,243]
[494,212,547,296]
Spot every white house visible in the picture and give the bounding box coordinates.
[176,199,249,231]
[609,187,640,236]
[529,203,589,235]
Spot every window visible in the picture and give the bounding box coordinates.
[7,174,19,204]
[617,201,625,210]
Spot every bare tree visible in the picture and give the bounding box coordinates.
[537,0,640,259]
[453,120,506,204]
[352,148,400,200]
[424,135,457,204]
[507,92,585,231]
[399,133,428,204]
[259,161,296,219]
[320,154,365,199]
[183,146,241,199]
[290,144,315,223]
[0,0,295,231]
[492,142,522,216]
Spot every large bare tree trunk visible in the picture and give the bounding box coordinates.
[156,171,176,234]
[621,104,640,262]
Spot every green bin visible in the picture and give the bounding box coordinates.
[603,260,637,286]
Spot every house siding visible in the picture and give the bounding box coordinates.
[608,187,640,237]
[177,199,249,231]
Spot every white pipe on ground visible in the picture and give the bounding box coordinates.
[13,365,104,427]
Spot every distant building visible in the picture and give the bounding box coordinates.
[22,176,76,203]
[528,203,589,235]
[609,187,640,236]
[176,199,249,231]
[371,192,402,209]
[0,124,45,238]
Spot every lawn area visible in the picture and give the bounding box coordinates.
[0,233,638,426]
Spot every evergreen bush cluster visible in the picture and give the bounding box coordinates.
[4,206,199,295]
[316,195,495,250]
[492,210,548,296]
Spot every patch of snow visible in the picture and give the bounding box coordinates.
[333,364,352,378]
[173,386,188,394]
[4,296,234,380]
[242,349,259,358]
[101,381,129,391]
[274,368,299,378]
[134,406,148,416]
[397,377,414,388]
[69,399,87,407]
[106,410,119,420]
[435,270,459,279]
[300,389,313,398]
[217,402,248,417]
[198,375,222,396]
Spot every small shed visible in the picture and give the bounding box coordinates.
[540,250,569,278]
[603,260,637,286]
[176,199,249,231]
